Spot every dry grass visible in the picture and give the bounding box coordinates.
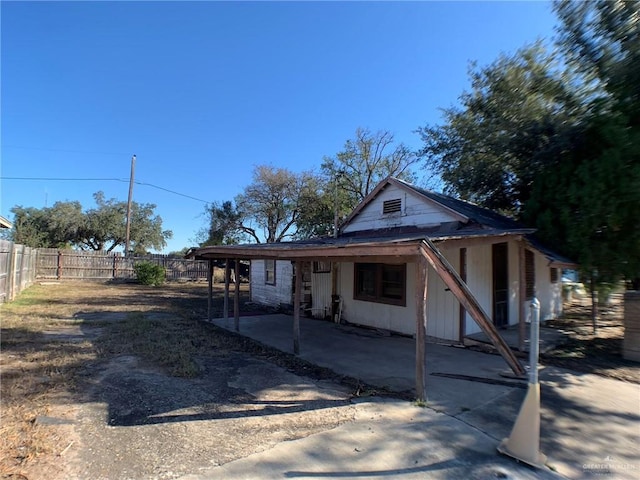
[0,280,227,478]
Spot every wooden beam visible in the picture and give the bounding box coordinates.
[458,247,467,342]
[207,259,213,321]
[293,260,302,354]
[191,242,422,261]
[234,260,240,332]
[224,259,230,321]
[415,256,428,402]
[419,239,525,377]
[519,240,527,352]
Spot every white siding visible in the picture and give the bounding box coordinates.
[250,260,293,307]
[535,252,563,321]
[464,244,494,336]
[339,261,417,335]
[343,185,460,233]
[426,246,460,340]
[336,246,460,341]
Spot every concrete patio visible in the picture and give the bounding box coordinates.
[207,314,639,479]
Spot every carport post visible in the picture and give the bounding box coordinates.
[293,260,301,354]
[224,259,230,321]
[234,260,240,332]
[415,256,428,402]
[207,259,213,321]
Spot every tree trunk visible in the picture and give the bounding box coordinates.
[590,275,598,334]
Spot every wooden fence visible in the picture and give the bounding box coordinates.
[36,249,211,281]
[0,240,38,303]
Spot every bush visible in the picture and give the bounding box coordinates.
[134,261,165,286]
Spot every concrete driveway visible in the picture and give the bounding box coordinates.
[205,314,639,479]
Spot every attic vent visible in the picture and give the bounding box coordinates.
[383,198,402,214]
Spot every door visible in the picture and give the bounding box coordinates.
[492,243,509,328]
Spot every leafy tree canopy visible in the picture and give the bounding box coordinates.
[417,43,587,216]
[418,0,640,295]
[10,192,172,253]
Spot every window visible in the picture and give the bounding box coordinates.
[383,198,402,214]
[313,261,331,273]
[354,263,406,306]
[265,259,276,285]
[525,249,535,300]
[550,267,559,284]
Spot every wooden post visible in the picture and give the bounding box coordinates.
[207,259,213,321]
[293,260,302,354]
[113,254,118,279]
[224,259,230,321]
[234,259,240,332]
[519,240,527,352]
[7,242,17,301]
[57,250,63,280]
[458,247,467,342]
[415,257,428,402]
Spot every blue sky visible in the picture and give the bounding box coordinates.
[1,1,558,253]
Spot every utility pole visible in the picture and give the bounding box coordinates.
[124,154,136,257]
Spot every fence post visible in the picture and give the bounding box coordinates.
[113,254,118,279]
[6,242,16,301]
[57,250,63,280]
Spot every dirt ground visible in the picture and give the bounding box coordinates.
[0,282,366,480]
[1,281,637,479]
[542,294,639,384]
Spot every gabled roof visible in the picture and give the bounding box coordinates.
[188,177,576,268]
[339,176,523,233]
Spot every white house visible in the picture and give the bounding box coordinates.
[248,178,569,343]
[190,177,575,392]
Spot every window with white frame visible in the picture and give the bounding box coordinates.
[265,259,276,285]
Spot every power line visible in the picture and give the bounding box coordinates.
[133,181,211,204]
[0,176,211,204]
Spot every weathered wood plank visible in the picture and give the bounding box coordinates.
[234,260,240,332]
[415,256,428,401]
[207,260,213,321]
[224,259,230,321]
[293,260,302,354]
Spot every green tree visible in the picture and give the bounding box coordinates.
[554,0,639,121]
[11,201,83,248]
[199,200,246,246]
[10,192,172,253]
[418,1,640,326]
[524,0,640,326]
[417,43,586,215]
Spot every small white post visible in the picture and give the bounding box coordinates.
[497,295,547,468]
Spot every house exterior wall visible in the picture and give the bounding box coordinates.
[337,246,461,340]
[426,246,460,340]
[338,261,417,335]
[342,185,460,233]
[534,251,563,321]
[250,259,293,308]
[463,243,494,336]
